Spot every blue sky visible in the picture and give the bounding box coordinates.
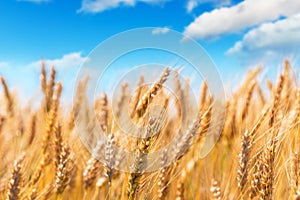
[0,0,300,102]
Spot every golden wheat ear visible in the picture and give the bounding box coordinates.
[43,81,62,153]
[135,67,171,119]
[130,75,145,119]
[97,93,109,133]
[210,179,222,200]
[237,130,251,192]
[55,145,73,195]
[259,138,277,200]
[241,80,256,121]
[6,154,25,200]
[269,75,284,127]
[116,82,129,118]
[83,141,103,189]
[292,152,300,198]
[174,70,184,118]
[27,114,36,147]
[1,76,14,117]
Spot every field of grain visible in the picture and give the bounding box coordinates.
[0,60,299,200]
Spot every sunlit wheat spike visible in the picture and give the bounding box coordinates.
[237,130,251,191]
[175,111,208,161]
[27,114,36,147]
[174,70,184,118]
[55,145,73,194]
[40,62,47,94]
[257,84,266,105]
[290,88,300,126]
[6,154,25,200]
[42,81,62,154]
[259,138,277,200]
[199,80,208,112]
[175,170,186,200]
[83,158,100,189]
[127,114,166,199]
[116,82,128,118]
[282,60,292,108]
[223,97,238,139]
[54,82,62,103]
[73,76,89,118]
[157,167,171,200]
[176,160,197,200]
[249,159,263,199]
[1,76,14,117]
[250,106,270,137]
[127,172,140,200]
[130,75,145,118]
[67,110,75,131]
[292,152,300,196]
[157,148,172,200]
[96,176,108,188]
[266,78,273,92]
[135,67,171,119]
[27,188,37,200]
[54,123,63,171]
[31,153,50,185]
[17,114,25,136]
[192,95,212,146]
[241,80,256,120]
[83,141,103,189]
[269,75,284,127]
[0,114,6,134]
[183,77,191,106]
[42,101,56,153]
[45,66,56,112]
[210,179,221,200]
[127,118,158,200]
[104,133,116,186]
[238,109,269,194]
[283,60,291,88]
[235,66,261,97]
[98,93,108,133]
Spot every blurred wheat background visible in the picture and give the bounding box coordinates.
[0,60,300,200]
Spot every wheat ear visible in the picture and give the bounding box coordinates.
[135,67,171,119]
[6,154,25,200]
[210,179,221,200]
[1,77,14,117]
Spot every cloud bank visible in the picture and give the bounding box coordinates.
[78,0,170,13]
[227,14,300,55]
[184,0,300,39]
[152,27,170,35]
[27,52,88,69]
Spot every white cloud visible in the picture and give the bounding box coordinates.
[0,62,9,69]
[152,27,170,35]
[186,0,198,13]
[186,0,231,13]
[78,0,169,13]
[227,14,300,55]
[17,0,50,3]
[27,52,88,69]
[184,0,300,39]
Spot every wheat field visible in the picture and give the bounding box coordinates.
[0,60,300,200]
